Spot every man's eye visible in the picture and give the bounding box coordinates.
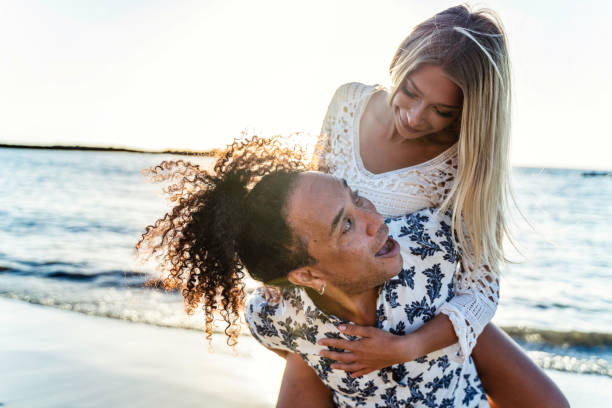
[342,218,352,234]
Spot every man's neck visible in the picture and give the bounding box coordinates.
[306,286,380,326]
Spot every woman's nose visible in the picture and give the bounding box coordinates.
[408,103,425,128]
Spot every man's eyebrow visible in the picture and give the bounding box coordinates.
[330,207,344,237]
[330,179,350,236]
[408,78,461,110]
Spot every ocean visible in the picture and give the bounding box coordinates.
[1,147,611,379]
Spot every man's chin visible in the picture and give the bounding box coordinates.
[384,254,404,280]
[394,254,404,275]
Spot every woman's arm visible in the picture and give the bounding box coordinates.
[438,257,499,362]
[472,324,569,408]
[318,313,457,377]
[276,352,334,408]
[318,321,569,407]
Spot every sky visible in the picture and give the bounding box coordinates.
[1,0,611,170]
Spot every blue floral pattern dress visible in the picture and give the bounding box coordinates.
[246,208,489,407]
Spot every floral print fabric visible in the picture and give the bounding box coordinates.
[246,209,489,407]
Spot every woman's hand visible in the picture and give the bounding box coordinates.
[317,324,412,378]
[318,315,458,378]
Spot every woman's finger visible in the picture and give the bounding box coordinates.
[350,368,375,378]
[317,338,353,350]
[338,324,374,337]
[319,350,356,363]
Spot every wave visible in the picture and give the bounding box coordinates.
[3,216,137,235]
[0,264,148,288]
[525,349,612,378]
[502,326,612,348]
[1,259,88,272]
[2,266,610,350]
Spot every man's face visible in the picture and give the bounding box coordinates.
[285,172,403,294]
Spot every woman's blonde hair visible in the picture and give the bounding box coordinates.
[389,5,512,273]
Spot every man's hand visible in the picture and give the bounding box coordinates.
[317,324,411,378]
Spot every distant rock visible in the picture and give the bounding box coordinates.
[581,171,612,177]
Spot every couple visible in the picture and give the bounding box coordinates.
[138,5,568,407]
[137,137,564,407]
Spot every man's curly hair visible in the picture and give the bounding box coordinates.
[136,136,315,346]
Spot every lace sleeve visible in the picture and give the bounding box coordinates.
[313,82,362,172]
[438,254,499,363]
[312,89,338,172]
[425,155,498,362]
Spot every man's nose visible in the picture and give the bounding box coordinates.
[365,209,385,237]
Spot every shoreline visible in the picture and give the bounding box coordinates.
[6,291,612,349]
[2,298,611,407]
[0,143,219,156]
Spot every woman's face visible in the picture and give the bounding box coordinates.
[391,64,462,141]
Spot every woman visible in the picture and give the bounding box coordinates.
[271,5,568,407]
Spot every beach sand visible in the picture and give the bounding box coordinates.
[1,297,610,408]
[0,298,284,408]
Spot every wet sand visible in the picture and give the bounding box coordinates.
[0,298,284,408]
[1,298,610,407]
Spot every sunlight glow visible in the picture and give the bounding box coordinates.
[0,0,610,169]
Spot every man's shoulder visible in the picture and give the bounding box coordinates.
[245,288,291,350]
[246,287,314,331]
[245,288,283,325]
[385,208,460,265]
[246,287,333,354]
[384,207,452,231]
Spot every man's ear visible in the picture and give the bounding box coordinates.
[287,266,324,290]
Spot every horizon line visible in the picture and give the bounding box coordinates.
[1,143,610,173]
[0,143,219,157]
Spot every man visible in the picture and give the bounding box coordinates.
[141,137,567,407]
[246,171,488,407]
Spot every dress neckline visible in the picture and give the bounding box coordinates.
[353,85,458,179]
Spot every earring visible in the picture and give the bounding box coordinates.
[318,283,326,296]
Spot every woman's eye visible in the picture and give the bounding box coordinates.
[342,218,352,234]
[402,86,417,99]
[435,108,454,118]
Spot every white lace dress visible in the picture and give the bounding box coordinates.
[315,82,500,361]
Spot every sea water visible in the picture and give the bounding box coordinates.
[1,147,610,378]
